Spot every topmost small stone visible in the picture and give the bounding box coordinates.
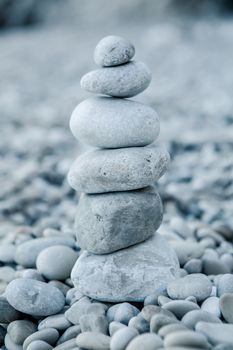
[94,35,135,67]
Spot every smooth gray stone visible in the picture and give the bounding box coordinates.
[168,241,204,266]
[36,245,78,281]
[79,314,108,334]
[144,288,167,306]
[217,274,233,296]
[110,327,138,350]
[68,146,169,193]
[220,293,233,323]
[125,333,163,350]
[53,338,77,350]
[214,345,233,350]
[128,315,150,334]
[196,322,233,346]
[94,35,135,67]
[164,330,209,348]
[71,233,179,302]
[182,310,221,329]
[15,237,75,268]
[150,314,179,333]
[76,331,110,350]
[4,334,23,350]
[0,297,22,323]
[107,303,139,325]
[26,340,53,350]
[167,273,212,302]
[203,257,229,275]
[22,269,45,282]
[64,296,91,324]
[157,295,172,306]
[0,266,15,283]
[201,297,221,318]
[141,305,176,323]
[56,325,81,345]
[6,278,65,316]
[0,244,16,263]
[70,97,159,149]
[162,300,200,319]
[23,328,59,350]
[74,188,162,254]
[109,322,127,336]
[184,258,202,274]
[7,320,37,345]
[158,323,188,338]
[48,281,70,296]
[80,61,151,98]
[38,314,71,331]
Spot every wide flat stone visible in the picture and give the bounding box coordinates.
[71,233,179,302]
[68,145,169,193]
[80,61,151,97]
[74,188,162,254]
[70,97,160,148]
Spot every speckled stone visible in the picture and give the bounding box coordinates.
[94,35,135,67]
[81,61,151,98]
[71,233,179,302]
[68,146,169,193]
[70,97,159,149]
[73,188,163,254]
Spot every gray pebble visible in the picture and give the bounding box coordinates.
[79,314,108,334]
[196,322,233,346]
[220,293,233,323]
[64,296,91,324]
[217,274,233,296]
[144,288,167,306]
[141,305,176,322]
[0,297,22,323]
[4,334,22,350]
[182,310,221,329]
[22,269,45,282]
[163,300,200,319]
[48,281,70,295]
[0,244,16,263]
[70,97,159,149]
[74,188,162,254]
[53,338,77,350]
[126,333,163,350]
[7,320,37,345]
[107,303,139,325]
[56,325,81,344]
[6,278,65,316]
[157,295,172,306]
[203,257,230,275]
[158,323,188,338]
[184,258,202,274]
[38,314,71,331]
[110,327,138,350]
[220,254,233,272]
[150,314,178,333]
[68,146,169,194]
[23,328,59,350]
[169,217,193,239]
[80,61,151,98]
[167,273,212,302]
[201,296,221,318]
[128,315,150,334]
[76,331,110,350]
[26,340,53,350]
[15,237,75,268]
[0,266,15,283]
[94,35,135,67]
[71,233,179,302]
[109,322,127,336]
[36,245,78,281]
[164,330,209,348]
[169,241,204,266]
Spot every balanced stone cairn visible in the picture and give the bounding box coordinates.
[68,35,179,302]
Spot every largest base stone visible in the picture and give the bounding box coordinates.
[71,233,180,302]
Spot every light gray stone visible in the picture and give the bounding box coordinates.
[4,334,23,350]
[167,273,212,302]
[141,305,176,323]
[158,323,188,338]
[23,328,59,350]
[64,296,92,324]
[80,61,151,98]
[203,257,229,275]
[163,300,200,319]
[7,320,37,345]
[182,310,221,329]
[201,297,221,318]
[15,237,75,268]
[110,327,138,350]
[109,322,127,336]
[70,97,159,149]
[22,269,45,282]
[0,244,16,263]
[79,314,108,334]
[68,146,169,193]
[196,322,233,346]
[168,241,204,266]
[6,278,65,316]
[220,293,233,323]
[36,245,78,281]
[150,314,179,333]
[71,233,179,302]
[0,266,15,282]
[94,35,135,67]
[164,330,209,348]
[53,338,77,350]
[56,325,81,344]
[26,340,53,350]
[126,333,163,350]
[38,314,71,331]
[73,188,162,254]
[107,303,139,325]
[76,331,110,350]
[217,274,233,296]
[128,315,150,334]
[184,258,202,274]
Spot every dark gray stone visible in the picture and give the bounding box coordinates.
[7,320,37,345]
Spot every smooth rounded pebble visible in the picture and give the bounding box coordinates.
[81,61,151,98]
[68,145,169,193]
[76,331,110,350]
[23,328,59,350]
[15,237,75,268]
[4,334,23,350]
[126,333,163,350]
[164,330,209,348]
[141,305,176,323]
[79,313,109,334]
[27,340,53,350]
[128,314,150,334]
[70,97,159,149]
[203,257,229,275]
[182,310,221,329]
[56,325,81,344]
[168,241,204,266]
[107,303,139,325]
[7,320,37,345]
[71,233,179,302]
[0,296,22,323]
[110,327,138,350]
[6,278,65,316]
[74,188,163,254]
[150,314,179,333]
[167,273,212,302]
[196,322,233,345]
[109,322,127,336]
[201,296,221,318]
[217,274,233,296]
[94,35,135,66]
[158,323,188,338]
[220,293,233,323]
[163,300,200,319]
[38,314,71,331]
[53,338,77,349]
[36,245,78,280]
[0,244,16,263]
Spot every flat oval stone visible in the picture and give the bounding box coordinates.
[53,338,77,349]
[201,296,221,318]
[70,97,159,149]
[158,323,188,338]
[81,61,151,98]
[163,300,200,319]
[182,310,221,329]
[38,314,71,331]
[68,146,169,193]
[164,330,209,348]
[74,188,163,254]
[6,278,65,316]
[36,245,78,281]
[7,320,37,345]
[76,331,110,350]
[110,327,138,350]
[167,274,212,302]
[27,340,53,350]
[195,322,233,346]
[15,237,75,268]
[23,328,59,350]
[94,35,135,67]
[220,293,233,323]
[126,333,162,350]
[71,233,179,302]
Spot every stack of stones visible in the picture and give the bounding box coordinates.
[68,36,179,302]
